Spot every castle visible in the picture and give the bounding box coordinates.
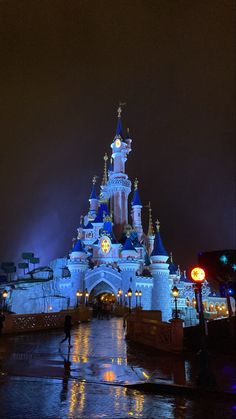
[2,107,233,323]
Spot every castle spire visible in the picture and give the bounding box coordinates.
[147,202,155,237]
[132,178,142,206]
[115,103,125,138]
[101,153,108,185]
[155,218,160,232]
[150,218,168,257]
[89,176,98,200]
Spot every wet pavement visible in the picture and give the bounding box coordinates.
[0,318,235,418]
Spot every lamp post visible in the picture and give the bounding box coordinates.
[172,286,179,319]
[127,288,132,312]
[76,291,80,307]
[85,288,89,306]
[138,290,142,307]
[76,290,82,307]
[135,290,138,307]
[124,293,128,307]
[190,267,206,342]
[190,266,215,387]
[2,290,8,312]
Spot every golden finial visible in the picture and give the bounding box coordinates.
[92,176,98,185]
[147,202,155,237]
[72,237,76,246]
[170,252,173,263]
[102,153,108,185]
[117,102,126,118]
[155,219,160,232]
[80,215,83,226]
[134,178,138,190]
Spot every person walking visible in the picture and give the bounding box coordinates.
[0,313,5,334]
[60,315,73,348]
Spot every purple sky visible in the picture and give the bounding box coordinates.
[0,1,235,270]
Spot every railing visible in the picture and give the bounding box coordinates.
[2,306,92,334]
[126,310,183,353]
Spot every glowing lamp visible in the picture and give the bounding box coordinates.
[127,288,132,298]
[135,290,139,297]
[172,286,179,298]
[138,290,142,297]
[2,290,8,299]
[190,267,206,283]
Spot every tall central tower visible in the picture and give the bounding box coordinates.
[106,106,132,239]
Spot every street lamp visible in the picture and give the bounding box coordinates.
[191,267,206,335]
[85,288,89,306]
[190,266,215,387]
[119,289,123,306]
[135,290,138,307]
[2,290,8,312]
[76,290,82,307]
[138,290,142,307]
[172,286,179,319]
[127,288,132,312]
[124,293,128,307]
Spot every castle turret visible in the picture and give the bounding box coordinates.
[119,233,141,308]
[88,177,99,220]
[67,239,88,307]
[131,178,143,240]
[149,220,172,321]
[106,105,132,239]
[147,203,155,255]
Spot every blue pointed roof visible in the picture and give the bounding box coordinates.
[151,231,168,257]
[93,203,108,223]
[100,220,117,243]
[132,189,142,206]
[71,239,85,253]
[84,221,93,229]
[122,236,136,251]
[116,117,123,138]
[89,184,98,200]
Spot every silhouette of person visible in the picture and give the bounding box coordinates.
[60,315,73,347]
[0,313,5,334]
[59,350,71,402]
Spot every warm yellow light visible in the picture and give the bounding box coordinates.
[127,288,132,297]
[2,290,8,299]
[138,290,142,297]
[115,139,121,148]
[172,286,179,298]
[103,370,116,381]
[135,290,139,297]
[190,267,206,283]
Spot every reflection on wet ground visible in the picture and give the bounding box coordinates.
[0,318,235,418]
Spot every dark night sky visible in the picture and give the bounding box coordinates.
[0,0,235,270]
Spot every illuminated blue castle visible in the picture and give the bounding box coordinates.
[57,105,173,320]
[4,107,234,322]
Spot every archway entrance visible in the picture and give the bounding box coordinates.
[88,280,117,318]
[88,280,116,303]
